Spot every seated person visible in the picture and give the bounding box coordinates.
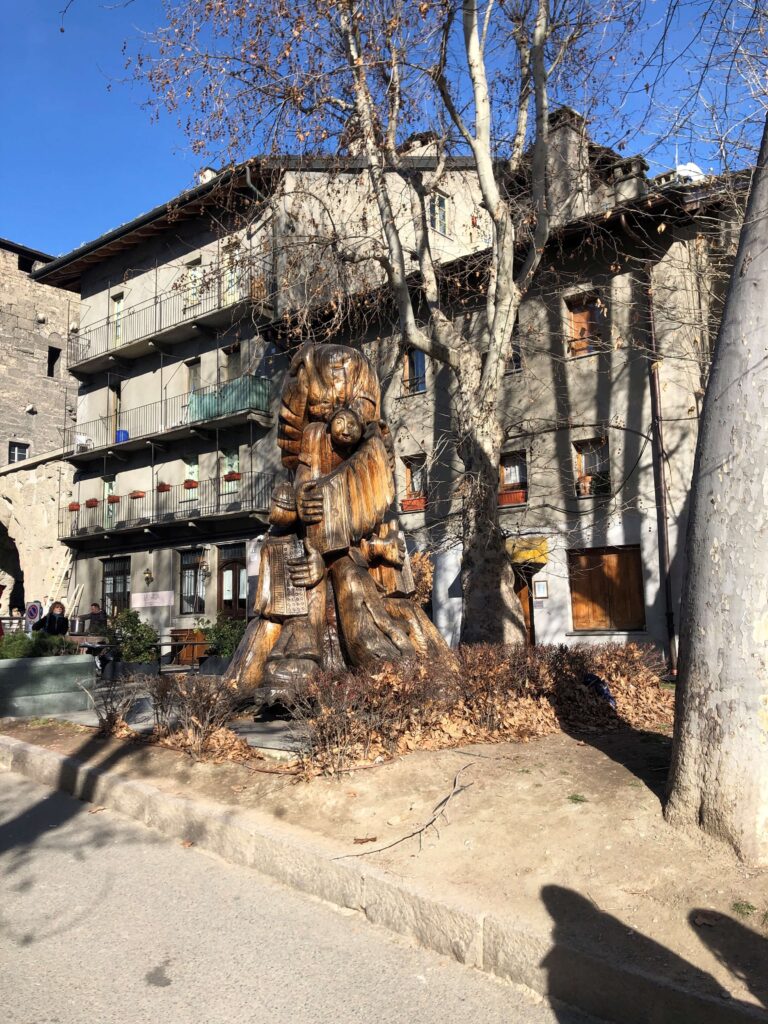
[82,602,108,634]
[32,601,69,636]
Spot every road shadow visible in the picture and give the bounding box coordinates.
[541,885,768,1023]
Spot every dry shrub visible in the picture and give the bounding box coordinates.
[151,673,239,758]
[84,673,147,736]
[293,642,672,774]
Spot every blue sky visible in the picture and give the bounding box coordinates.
[1,0,193,256]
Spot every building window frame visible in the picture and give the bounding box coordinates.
[217,542,247,619]
[402,347,426,396]
[8,441,29,464]
[573,437,611,497]
[428,192,449,236]
[110,291,124,346]
[402,454,428,512]
[102,556,131,618]
[179,548,206,615]
[183,257,203,307]
[499,450,528,506]
[564,291,606,357]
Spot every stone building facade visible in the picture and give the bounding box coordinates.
[0,239,77,612]
[33,124,745,661]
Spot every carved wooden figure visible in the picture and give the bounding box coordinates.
[225,343,454,702]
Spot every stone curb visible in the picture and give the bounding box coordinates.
[1,733,765,1024]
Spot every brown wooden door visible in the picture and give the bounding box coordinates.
[514,568,536,645]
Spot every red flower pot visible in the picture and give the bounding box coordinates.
[498,488,527,507]
[157,482,171,493]
[183,480,199,490]
[129,490,146,500]
[107,495,121,505]
[68,502,81,512]
[223,471,242,482]
[401,495,427,513]
[85,499,99,509]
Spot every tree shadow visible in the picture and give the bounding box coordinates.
[541,885,768,1023]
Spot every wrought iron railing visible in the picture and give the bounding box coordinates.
[68,259,273,367]
[59,471,274,540]
[66,375,272,454]
[400,374,427,397]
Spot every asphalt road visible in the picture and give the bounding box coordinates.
[0,771,592,1024]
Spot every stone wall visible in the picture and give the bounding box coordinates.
[0,455,74,614]
[0,243,77,467]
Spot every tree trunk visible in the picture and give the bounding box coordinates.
[457,416,526,646]
[665,115,768,865]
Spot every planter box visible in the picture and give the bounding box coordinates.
[401,495,427,513]
[157,483,171,493]
[0,655,96,717]
[183,480,199,490]
[223,472,242,482]
[85,499,99,509]
[68,502,81,512]
[129,491,146,500]
[498,488,527,507]
[107,495,121,505]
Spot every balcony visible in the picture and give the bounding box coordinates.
[59,472,274,542]
[65,375,273,464]
[68,261,273,375]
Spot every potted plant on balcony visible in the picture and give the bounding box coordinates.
[222,471,242,482]
[85,498,99,509]
[401,493,427,513]
[498,488,527,507]
[156,481,171,494]
[129,490,146,500]
[183,479,199,490]
[107,495,121,505]
[67,501,81,512]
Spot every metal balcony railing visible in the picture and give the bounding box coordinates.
[66,375,272,455]
[68,260,273,367]
[59,471,274,540]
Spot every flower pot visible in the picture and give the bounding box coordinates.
[183,480,199,490]
[157,483,171,493]
[85,499,99,509]
[223,472,242,482]
[401,495,427,513]
[107,495,121,505]
[67,502,81,512]
[498,488,527,507]
[129,491,146,500]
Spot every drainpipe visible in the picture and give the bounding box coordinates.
[620,214,678,675]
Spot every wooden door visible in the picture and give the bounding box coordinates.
[513,568,536,645]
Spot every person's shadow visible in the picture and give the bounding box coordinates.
[540,886,768,1023]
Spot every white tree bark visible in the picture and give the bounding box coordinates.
[665,115,768,866]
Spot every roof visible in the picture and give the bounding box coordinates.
[0,237,54,264]
[31,153,478,293]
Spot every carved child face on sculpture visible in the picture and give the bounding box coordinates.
[329,407,363,451]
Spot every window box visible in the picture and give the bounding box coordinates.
[85,498,99,509]
[183,479,199,490]
[401,495,427,513]
[107,495,121,505]
[67,501,81,512]
[129,490,146,500]
[223,471,242,482]
[498,488,527,507]
[157,482,171,493]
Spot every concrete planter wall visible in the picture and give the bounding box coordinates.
[0,655,96,717]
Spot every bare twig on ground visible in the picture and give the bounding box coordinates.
[334,762,475,859]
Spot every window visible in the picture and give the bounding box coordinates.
[222,244,240,304]
[402,347,426,396]
[218,542,247,618]
[180,548,206,615]
[103,476,116,528]
[566,292,605,356]
[402,455,427,512]
[567,546,645,631]
[221,447,240,494]
[505,319,523,375]
[223,343,241,382]
[428,193,448,235]
[8,442,29,463]
[499,451,528,506]
[110,292,124,346]
[182,456,199,493]
[574,438,610,497]
[184,257,203,306]
[102,557,131,617]
[47,346,61,378]
[186,358,201,393]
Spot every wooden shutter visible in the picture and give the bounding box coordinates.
[568,551,611,629]
[568,547,645,631]
[605,548,645,629]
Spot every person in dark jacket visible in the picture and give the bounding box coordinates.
[82,602,108,634]
[32,601,69,636]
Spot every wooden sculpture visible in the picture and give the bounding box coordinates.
[226,342,453,702]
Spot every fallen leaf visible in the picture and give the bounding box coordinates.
[353,836,378,845]
[88,805,106,814]
[181,839,194,848]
